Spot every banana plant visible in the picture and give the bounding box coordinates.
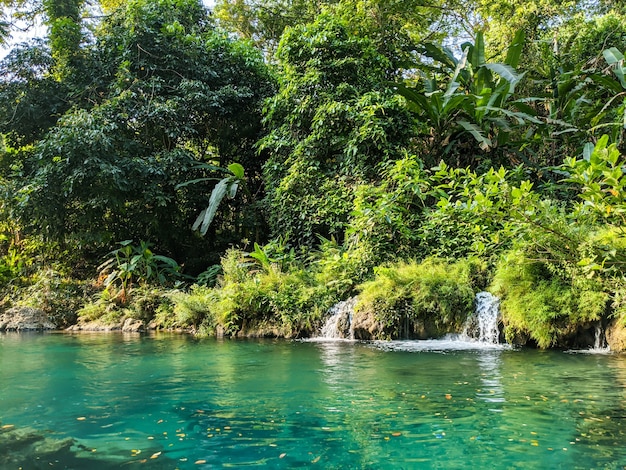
[394,30,542,167]
[177,162,246,236]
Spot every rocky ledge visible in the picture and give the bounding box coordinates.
[0,307,56,331]
[66,317,148,332]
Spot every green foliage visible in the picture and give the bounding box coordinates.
[156,285,215,330]
[207,248,331,336]
[356,258,484,339]
[397,31,539,168]
[98,240,180,302]
[565,135,626,225]
[348,154,537,263]
[8,0,274,266]
[260,12,415,247]
[13,268,88,328]
[78,285,171,325]
[0,44,70,147]
[181,162,246,237]
[492,251,608,348]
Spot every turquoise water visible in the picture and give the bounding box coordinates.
[1,333,625,469]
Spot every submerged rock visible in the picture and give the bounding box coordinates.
[0,424,75,468]
[0,307,56,331]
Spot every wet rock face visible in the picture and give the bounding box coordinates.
[0,307,56,331]
[351,310,384,340]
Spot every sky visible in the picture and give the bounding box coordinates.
[1,0,217,58]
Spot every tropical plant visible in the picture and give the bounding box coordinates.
[395,30,543,169]
[97,240,180,302]
[178,162,246,237]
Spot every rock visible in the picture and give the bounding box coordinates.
[606,320,626,352]
[352,309,384,340]
[122,317,145,332]
[66,321,122,332]
[0,307,56,331]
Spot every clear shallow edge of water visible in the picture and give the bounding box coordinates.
[1,332,625,469]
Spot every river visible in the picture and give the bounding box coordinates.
[0,333,625,468]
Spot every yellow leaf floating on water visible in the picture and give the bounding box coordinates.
[391,432,402,437]
[76,417,86,421]
[1,424,14,429]
[279,453,286,459]
[195,459,207,464]
[445,394,452,400]
[531,440,539,446]
[311,456,321,463]
[150,452,161,459]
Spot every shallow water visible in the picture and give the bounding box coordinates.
[1,333,625,469]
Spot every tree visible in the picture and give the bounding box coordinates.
[10,0,274,269]
[259,13,415,248]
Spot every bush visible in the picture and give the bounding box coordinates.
[491,250,608,348]
[159,285,216,331]
[356,258,485,339]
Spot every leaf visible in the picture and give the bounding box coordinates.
[447,47,469,97]
[583,142,594,161]
[193,178,231,236]
[483,63,521,85]
[176,177,219,189]
[505,30,525,68]
[469,31,485,68]
[228,162,244,179]
[603,47,624,65]
[419,42,458,70]
[457,120,492,150]
[228,180,239,199]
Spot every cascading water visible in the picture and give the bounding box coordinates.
[462,292,501,344]
[319,298,358,340]
[591,324,610,353]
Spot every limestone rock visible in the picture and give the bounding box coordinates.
[352,309,384,340]
[122,317,145,332]
[606,320,626,352]
[0,307,56,331]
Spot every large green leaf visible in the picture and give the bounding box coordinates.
[603,47,624,65]
[457,120,492,150]
[419,42,458,70]
[505,30,525,68]
[192,177,231,236]
[228,162,245,179]
[468,31,485,68]
[483,63,522,85]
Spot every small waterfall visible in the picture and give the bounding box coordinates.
[592,324,610,352]
[463,292,501,344]
[319,298,358,340]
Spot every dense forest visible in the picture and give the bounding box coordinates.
[0,0,625,349]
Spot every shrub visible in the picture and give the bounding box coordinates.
[491,250,608,348]
[356,258,485,339]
